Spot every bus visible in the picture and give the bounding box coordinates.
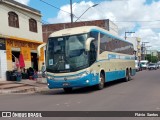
[43,26,136,92]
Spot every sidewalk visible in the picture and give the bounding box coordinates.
[0,78,49,94]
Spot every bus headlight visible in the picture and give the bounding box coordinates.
[86,80,89,83]
[47,76,54,80]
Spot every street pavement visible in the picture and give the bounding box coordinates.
[0,69,160,120]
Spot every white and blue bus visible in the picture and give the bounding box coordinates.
[45,26,136,92]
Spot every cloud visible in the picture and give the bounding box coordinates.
[14,0,30,5]
[135,29,160,50]
[47,0,160,51]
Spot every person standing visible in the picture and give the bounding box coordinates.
[41,62,46,78]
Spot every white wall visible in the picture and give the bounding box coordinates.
[0,4,42,42]
[0,50,7,81]
[127,37,138,51]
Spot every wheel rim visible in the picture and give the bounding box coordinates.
[126,70,129,81]
[129,70,131,80]
[100,75,104,88]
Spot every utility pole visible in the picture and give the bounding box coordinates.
[151,52,153,63]
[125,31,135,40]
[145,46,151,61]
[70,0,73,25]
[141,42,149,60]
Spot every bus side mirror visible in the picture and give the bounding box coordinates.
[37,43,46,57]
[85,37,95,51]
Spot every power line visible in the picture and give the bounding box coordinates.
[72,0,81,8]
[39,0,81,21]
[114,20,160,23]
[39,0,71,15]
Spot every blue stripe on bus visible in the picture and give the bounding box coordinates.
[47,69,136,89]
[47,73,99,89]
[105,70,125,82]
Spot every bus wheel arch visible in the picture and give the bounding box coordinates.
[97,70,105,90]
[130,67,132,76]
[129,67,133,80]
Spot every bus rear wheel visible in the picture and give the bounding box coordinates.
[124,69,130,82]
[97,73,105,90]
[63,87,72,93]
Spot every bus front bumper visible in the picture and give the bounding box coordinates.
[47,73,98,89]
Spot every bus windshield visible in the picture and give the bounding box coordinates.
[46,34,89,73]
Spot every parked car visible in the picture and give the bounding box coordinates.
[155,63,159,69]
[148,63,157,70]
[140,60,148,70]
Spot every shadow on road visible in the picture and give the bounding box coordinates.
[37,79,126,95]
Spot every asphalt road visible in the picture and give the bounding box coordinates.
[0,69,160,120]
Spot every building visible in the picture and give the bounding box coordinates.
[42,19,118,43]
[127,37,141,60]
[158,52,160,61]
[145,50,159,62]
[0,0,44,81]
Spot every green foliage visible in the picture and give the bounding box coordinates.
[145,54,158,63]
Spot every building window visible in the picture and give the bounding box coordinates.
[29,18,37,32]
[8,12,19,28]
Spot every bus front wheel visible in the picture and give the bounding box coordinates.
[63,87,72,93]
[97,73,105,90]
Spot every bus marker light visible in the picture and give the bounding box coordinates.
[86,80,89,83]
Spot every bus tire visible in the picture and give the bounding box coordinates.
[129,68,132,80]
[97,73,105,90]
[63,87,72,93]
[124,69,130,82]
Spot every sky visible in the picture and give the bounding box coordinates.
[15,0,160,51]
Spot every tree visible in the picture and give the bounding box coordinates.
[145,54,158,63]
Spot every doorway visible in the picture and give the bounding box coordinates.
[31,53,38,71]
[12,51,20,62]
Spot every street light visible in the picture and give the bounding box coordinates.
[75,4,98,22]
[70,0,73,24]
[151,52,153,63]
[125,31,135,40]
[141,42,149,60]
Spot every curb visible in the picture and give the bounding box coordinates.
[34,86,49,93]
[0,87,35,94]
[0,86,49,94]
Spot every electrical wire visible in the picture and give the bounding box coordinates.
[38,0,88,21]
[114,20,160,23]
[39,0,71,15]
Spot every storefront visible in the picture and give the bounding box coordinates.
[6,36,44,74]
